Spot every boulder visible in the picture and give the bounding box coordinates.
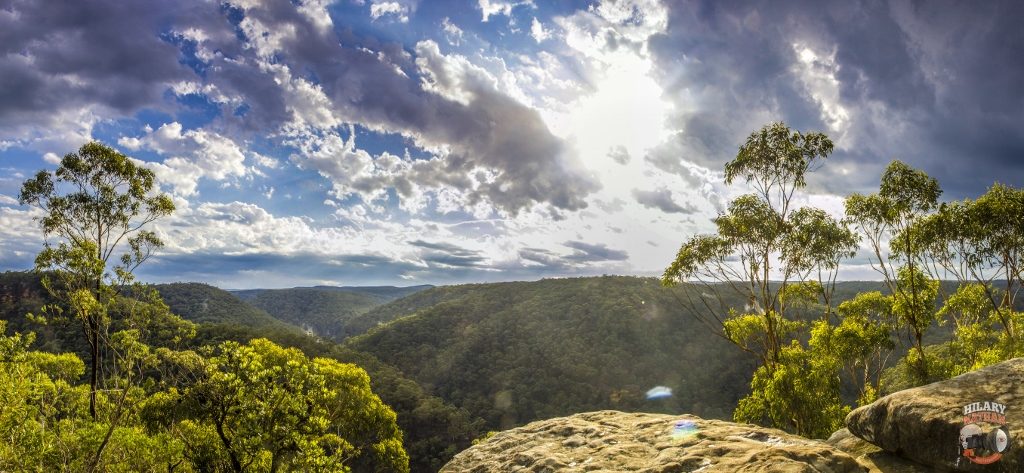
[846,358,1024,472]
[441,410,866,472]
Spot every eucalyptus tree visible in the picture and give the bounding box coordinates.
[662,123,860,437]
[912,185,1024,327]
[909,184,1024,373]
[19,142,175,419]
[844,161,942,378]
[662,122,856,369]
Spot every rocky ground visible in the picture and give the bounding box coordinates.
[443,358,1024,472]
[441,410,866,472]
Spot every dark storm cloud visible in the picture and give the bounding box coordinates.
[518,247,563,268]
[409,239,486,268]
[199,0,598,212]
[1,0,597,212]
[650,0,1024,199]
[521,243,630,268]
[631,187,696,214]
[0,0,196,126]
[563,240,628,263]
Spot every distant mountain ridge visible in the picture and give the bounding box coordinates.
[154,282,303,333]
[232,285,432,340]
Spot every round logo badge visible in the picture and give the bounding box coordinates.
[959,401,1011,465]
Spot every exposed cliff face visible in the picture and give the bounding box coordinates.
[846,358,1024,472]
[441,410,866,472]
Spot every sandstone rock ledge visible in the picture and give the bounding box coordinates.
[440,410,865,472]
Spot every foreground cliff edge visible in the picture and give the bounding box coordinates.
[443,358,1024,472]
[441,410,868,472]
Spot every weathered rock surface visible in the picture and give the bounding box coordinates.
[826,428,928,472]
[440,410,866,472]
[846,357,1024,472]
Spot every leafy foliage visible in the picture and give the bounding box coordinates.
[663,122,861,436]
[188,321,484,473]
[0,317,410,472]
[734,338,848,439]
[150,338,409,472]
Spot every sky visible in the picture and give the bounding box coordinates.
[1,0,1023,289]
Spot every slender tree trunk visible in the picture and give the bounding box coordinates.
[90,267,103,420]
[915,331,927,378]
[216,416,243,472]
[89,317,99,420]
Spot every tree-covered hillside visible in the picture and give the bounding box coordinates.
[190,321,485,472]
[341,284,497,340]
[232,285,431,341]
[235,288,386,340]
[347,276,760,430]
[1,271,483,472]
[155,282,302,333]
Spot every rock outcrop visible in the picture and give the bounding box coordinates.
[846,358,1024,472]
[441,410,866,472]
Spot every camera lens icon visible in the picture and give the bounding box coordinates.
[960,424,1010,453]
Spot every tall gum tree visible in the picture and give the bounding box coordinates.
[662,123,863,437]
[845,161,942,379]
[19,142,175,420]
[662,122,856,370]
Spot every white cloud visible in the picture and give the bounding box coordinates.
[478,0,534,22]
[370,1,408,22]
[530,17,550,43]
[286,125,412,205]
[441,17,464,45]
[42,152,61,164]
[0,205,44,266]
[415,41,499,106]
[250,152,279,169]
[296,0,335,32]
[1,107,101,162]
[119,122,249,197]
[792,42,850,136]
[0,194,19,205]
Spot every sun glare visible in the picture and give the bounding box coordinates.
[544,48,671,186]
[549,52,672,180]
